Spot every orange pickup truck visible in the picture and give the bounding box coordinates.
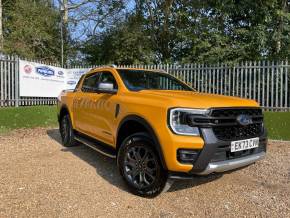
[57,66,267,197]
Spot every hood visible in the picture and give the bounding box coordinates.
[136,90,259,109]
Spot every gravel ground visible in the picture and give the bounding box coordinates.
[0,128,289,218]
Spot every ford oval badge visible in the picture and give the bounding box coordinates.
[36,66,55,77]
[67,81,76,85]
[236,114,253,126]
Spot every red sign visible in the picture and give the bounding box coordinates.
[24,65,32,74]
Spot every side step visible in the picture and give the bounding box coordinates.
[74,133,116,159]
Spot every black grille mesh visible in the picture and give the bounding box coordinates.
[213,123,263,141]
[211,108,262,117]
[210,108,264,141]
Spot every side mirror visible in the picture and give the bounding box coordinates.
[97,82,117,94]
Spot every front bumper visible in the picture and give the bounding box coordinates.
[169,128,267,179]
[196,151,266,175]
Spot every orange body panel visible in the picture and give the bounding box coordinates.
[58,67,260,172]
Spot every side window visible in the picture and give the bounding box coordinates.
[81,73,101,92]
[99,72,118,89]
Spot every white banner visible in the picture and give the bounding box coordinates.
[66,68,90,90]
[19,60,90,97]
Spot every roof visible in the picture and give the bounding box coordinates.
[89,66,167,74]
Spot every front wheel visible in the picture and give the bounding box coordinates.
[59,114,77,147]
[117,132,171,197]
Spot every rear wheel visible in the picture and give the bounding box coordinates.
[59,114,77,147]
[117,132,171,197]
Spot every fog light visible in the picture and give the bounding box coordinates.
[177,149,200,164]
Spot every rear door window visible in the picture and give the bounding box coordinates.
[81,72,101,92]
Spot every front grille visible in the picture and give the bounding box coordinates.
[190,108,264,141]
[210,108,264,141]
[211,108,262,117]
[213,122,263,141]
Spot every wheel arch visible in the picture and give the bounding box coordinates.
[116,115,167,170]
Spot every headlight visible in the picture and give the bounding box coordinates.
[168,108,209,136]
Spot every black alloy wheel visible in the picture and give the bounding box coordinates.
[117,132,170,197]
[59,114,77,147]
[124,145,158,189]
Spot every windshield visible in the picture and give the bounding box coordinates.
[117,69,193,91]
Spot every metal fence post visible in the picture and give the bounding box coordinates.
[15,56,19,107]
[0,56,290,111]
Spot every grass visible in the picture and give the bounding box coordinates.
[0,106,289,140]
[0,106,58,134]
[264,112,290,141]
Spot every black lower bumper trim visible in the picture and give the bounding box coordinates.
[189,128,267,174]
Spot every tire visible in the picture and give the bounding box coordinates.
[59,114,77,147]
[117,132,170,197]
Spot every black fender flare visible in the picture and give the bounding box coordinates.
[117,115,167,170]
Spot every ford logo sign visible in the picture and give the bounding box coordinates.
[58,71,64,76]
[67,81,76,85]
[36,66,55,77]
[236,114,253,126]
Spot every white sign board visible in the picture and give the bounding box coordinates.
[19,60,90,97]
[19,60,66,97]
[66,68,90,90]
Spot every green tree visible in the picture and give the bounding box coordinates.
[0,0,3,51]
[82,14,154,65]
[3,0,62,62]
[81,0,290,64]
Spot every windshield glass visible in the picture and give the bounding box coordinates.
[117,69,193,91]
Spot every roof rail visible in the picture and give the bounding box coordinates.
[155,69,168,74]
[100,64,117,68]
[91,64,117,70]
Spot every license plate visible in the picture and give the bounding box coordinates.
[231,138,259,152]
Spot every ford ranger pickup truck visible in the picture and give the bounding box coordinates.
[57,66,267,197]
